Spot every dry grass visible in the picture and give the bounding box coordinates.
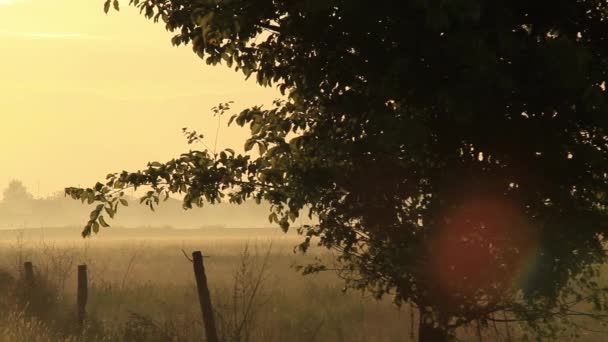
[0,229,408,342]
[0,228,606,341]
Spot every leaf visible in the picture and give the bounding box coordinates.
[120,198,129,207]
[103,0,111,13]
[105,206,115,219]
[92,221,100,234]
[82,224,92,238]
[258,142,267,154]
[244,139,256,152]
[99,215,110,228]
[228,115,237,126]
[112,0,119,11]
[268,212,278,223]
[251,122,262,134]
[288,211,298,222]
[279,216,290,231]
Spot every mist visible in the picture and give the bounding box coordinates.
[0,180,273,230]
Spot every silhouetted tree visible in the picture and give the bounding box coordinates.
[68,1,608,340]
[1,180,35,223]
[3,180,33,204]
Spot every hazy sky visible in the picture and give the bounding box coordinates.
[0,0,278,198]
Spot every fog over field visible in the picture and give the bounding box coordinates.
[0,180,275,230]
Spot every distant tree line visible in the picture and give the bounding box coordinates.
[0,180,269,229]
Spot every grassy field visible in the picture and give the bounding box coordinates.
[0,227,410,342]
[0,227,605,341]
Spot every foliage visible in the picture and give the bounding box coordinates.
[68,0,608,339]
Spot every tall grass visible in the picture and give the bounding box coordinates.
[0,231,605,341]
[0,235,409,341]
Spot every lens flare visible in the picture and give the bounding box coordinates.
[426,195,540,303]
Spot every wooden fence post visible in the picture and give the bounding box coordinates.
[23,261,34,286]
[77,264,88,330]
[192,251,219,342]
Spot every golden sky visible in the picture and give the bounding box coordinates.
[0,0,278,198]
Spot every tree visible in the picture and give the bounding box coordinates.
[3,180,33,204]
[67,1,608,340]
[1,180,35,225]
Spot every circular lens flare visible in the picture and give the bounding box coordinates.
[427,195,539,303]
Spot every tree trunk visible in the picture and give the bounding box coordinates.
[418,309,449,342]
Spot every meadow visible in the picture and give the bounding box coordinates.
[0,227,604,341]
[0,227,410,342]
